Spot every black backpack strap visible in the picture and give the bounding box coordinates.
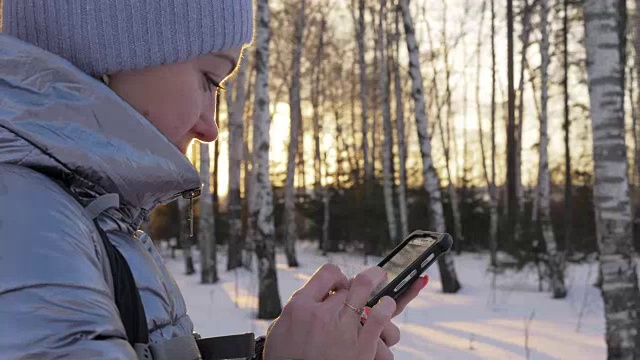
[94,219,150,346]
[87,195,255,360]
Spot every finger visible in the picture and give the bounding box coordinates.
[323,288,349,311]
[340,267,387,320]
[299,264,349,302]
[359,296,396,345]
[380,321,400,347]
[393,275,429,318]
[374,338,394,360]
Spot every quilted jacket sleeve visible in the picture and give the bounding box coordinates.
[0,165,136,359]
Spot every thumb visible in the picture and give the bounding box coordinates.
[358,297,396,354]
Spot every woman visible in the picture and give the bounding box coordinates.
[0,1,427,359]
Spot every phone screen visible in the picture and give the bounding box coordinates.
[371,236,437,298]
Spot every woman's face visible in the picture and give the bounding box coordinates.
[108,47,243,154]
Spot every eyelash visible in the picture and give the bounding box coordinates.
[204,73,225,93]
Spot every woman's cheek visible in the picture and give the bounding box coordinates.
[174,99,201,136]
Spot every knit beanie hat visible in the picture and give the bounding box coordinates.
[2,0,254,76]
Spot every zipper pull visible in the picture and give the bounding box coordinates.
[181,187,202,239]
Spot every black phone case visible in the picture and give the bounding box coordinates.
[366,230,453,308]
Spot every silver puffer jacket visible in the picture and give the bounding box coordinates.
[0,34,203,359]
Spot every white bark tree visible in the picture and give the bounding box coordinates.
[584,0,640,357]
[177,197,195,275]
[378,0,399,246]
[243,61,256,270]
[283,0,306,268]
[312,12,325,195]
[562,0,573,254]
[514,0,533,244]
[355,0,372,185]
[401,0,460,293]
[199,143,218,284]
[312,13,327,245]
[634,1,640,211]
[489,0,499,266]
[476,0,499,268]
[370,5,379,182]
[321,151,331,255]
[251,0,282,319]
[630,66,639,224]
[226,56,249,271]
[539,0,566,299]
[440,0,464,250]
[392,0,409,239]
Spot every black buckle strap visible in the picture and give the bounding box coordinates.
[196,332,256,360]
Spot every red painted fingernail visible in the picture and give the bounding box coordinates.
[420,276,429,289]
[360,307,371,323]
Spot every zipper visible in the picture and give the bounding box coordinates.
[181,188,202,237]
[133,187,201,237]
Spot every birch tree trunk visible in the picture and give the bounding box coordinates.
[629,67,637,236]
[370,6,379,182]
[441,0,464,250]
[393,1,409,239]
[489,0,499,266]
[284,0,306,268]
[312,15,325,195]
[356,0,372,186]
[177,197,195,275]
[515,0,533,244]
[312,15,327,246]
[584,0,640,357]
[322,151,331,255]
[630,61,639,249]
[226,56,249,271]
[475,0,498,268]
[539,0,566,299]
[632,1,640,246]
[460,0,471,233]
[401,0,460,293]
[563,0,573,255]
[212,93,221,248]
[438,99,463,254]
[632,0,640,186]
[506,0,517,252]
[199,143,218,284]
[297,117,305,193]
[251,0,282,319]
[243,62,256,270]
[378,0,398,247]
[529,60,541,239]
[349,60,361,180]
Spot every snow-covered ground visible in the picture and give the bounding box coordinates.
[165,242,606,359]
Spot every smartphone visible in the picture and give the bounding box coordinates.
[366,230,453,308]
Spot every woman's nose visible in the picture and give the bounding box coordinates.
[194,116,218,143]
[194,97,219,143]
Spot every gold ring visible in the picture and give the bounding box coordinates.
[344,301,366,317]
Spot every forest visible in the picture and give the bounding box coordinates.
[145,0,640,356]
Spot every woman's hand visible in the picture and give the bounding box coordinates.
[263,265,397,360]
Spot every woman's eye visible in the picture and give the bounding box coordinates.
[204,73,220,93]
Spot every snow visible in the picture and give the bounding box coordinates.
[164,242,606,359]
